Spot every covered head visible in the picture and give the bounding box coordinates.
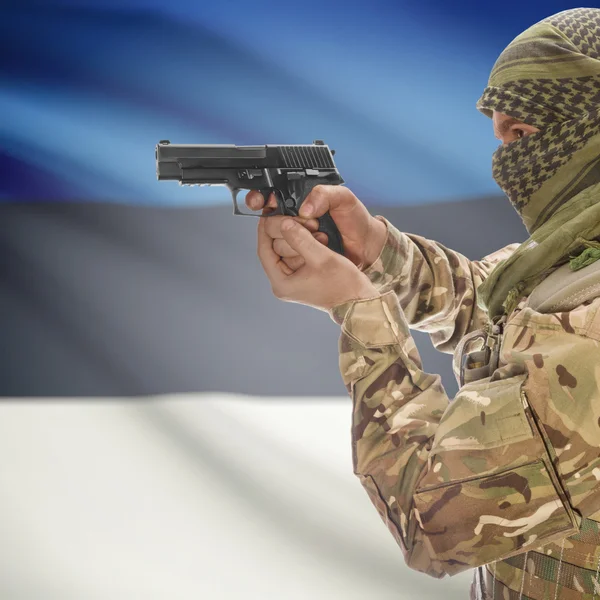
[476,8,600,234]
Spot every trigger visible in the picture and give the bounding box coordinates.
[261,188,283,214]
[260,188,276,208]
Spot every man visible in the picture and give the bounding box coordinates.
[246,7,600,599]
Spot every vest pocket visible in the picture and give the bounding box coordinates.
[430,373,532,456]
[413,459,579,575]
[412,373,580,576]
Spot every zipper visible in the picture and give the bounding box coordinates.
[519,389,579,529]
[520,388,579,600]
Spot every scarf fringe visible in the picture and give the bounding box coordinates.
[501,281,527,316]
[501,241,600,316]
[478,184,600,321]
[569,240,600,271]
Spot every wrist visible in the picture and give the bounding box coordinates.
[334,280,379,307]
[353,281,380,302]
[328,284,380,325]
[362,216,388,270]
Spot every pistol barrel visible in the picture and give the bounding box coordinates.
[155,141,337,181]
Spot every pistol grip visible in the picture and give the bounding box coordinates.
[317,211,344,256]
[266,185,345,256]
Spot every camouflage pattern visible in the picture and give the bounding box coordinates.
[485,522,600,600]
[328,215,600,598]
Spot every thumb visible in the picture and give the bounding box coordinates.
[299,185,348,218]
[281,219,328,265]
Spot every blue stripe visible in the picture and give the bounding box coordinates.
[0,2,576,205]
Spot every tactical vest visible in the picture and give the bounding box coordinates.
[457,259,600,600]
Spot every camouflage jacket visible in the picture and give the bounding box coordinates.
[328,215,600,580]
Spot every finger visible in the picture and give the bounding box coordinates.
[257,215,289,282]
[260,192,278,213]
[274,232,327,257]
[264,215,320,239]
[246,191,265,211]
[280,219,329,266]
[282,255,305,271]
[302,218,320,233]
[252,192,279,216]
[273,237,298,258]
[261,197,278,216]
[263,215,286,239]
[298,185,354,218]
[279,260,295,276]
[314,232,328,245]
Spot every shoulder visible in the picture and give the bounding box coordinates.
[507,292,600,340]
[480,242,521,266]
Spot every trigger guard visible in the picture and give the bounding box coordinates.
[262,188,286,216]
[230,186,281,217]
[230,186,289,217]
[230,186,245,216]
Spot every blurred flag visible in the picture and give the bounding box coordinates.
[0,2,563,598]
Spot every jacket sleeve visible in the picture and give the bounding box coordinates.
[363,215,520,353]
[328,291,591,578]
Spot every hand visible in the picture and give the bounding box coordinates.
[258,215,380,313]
[246,186,387,272]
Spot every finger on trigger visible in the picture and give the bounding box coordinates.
[246,191,264,211]
[314,232,328,245]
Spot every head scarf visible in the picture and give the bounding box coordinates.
[475,8,600,321]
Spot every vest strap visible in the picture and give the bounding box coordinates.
[480,518,600,599]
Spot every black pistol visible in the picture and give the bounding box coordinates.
[155,139,345,255]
